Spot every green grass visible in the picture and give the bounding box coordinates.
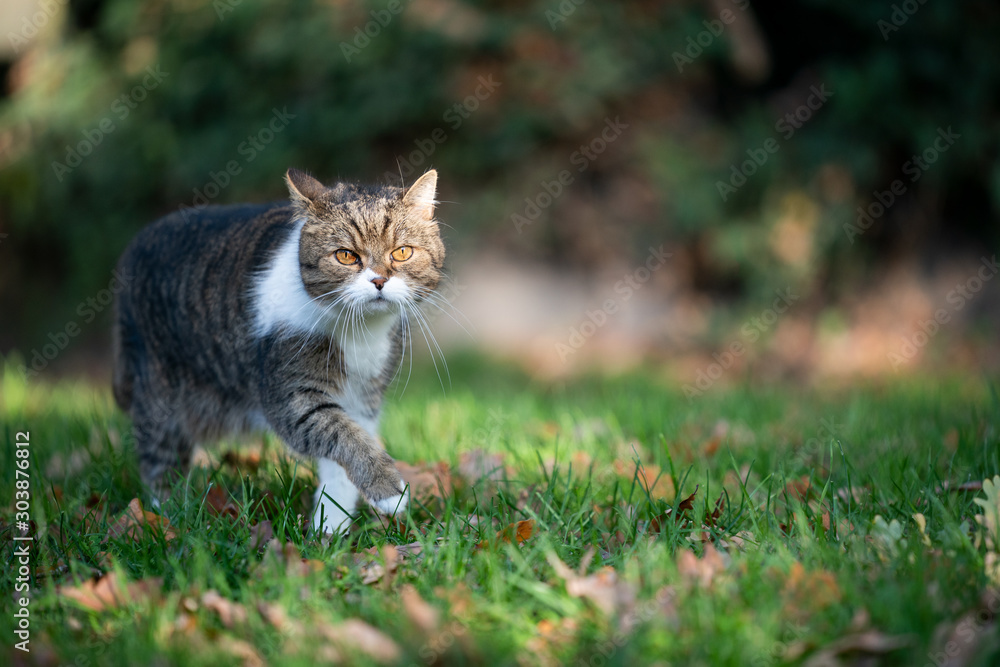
[2,355,999,666]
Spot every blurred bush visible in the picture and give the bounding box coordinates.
[0,0,998,350]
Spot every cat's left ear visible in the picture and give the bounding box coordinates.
[402,169,438,221]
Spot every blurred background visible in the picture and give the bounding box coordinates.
[0,0,998,386]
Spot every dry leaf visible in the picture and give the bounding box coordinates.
[59,572,161,612]
[458,449,507,483]
[676,543,727,588]
[614,460,675,501]
[649,487,699,533]
[357,542,423,585]
[803,630,911,666]
[397,460,453,500]
[319,618,402,664]
[479,519,536,549]
[216,635,264,667]
[400,585,440,633]
[783,562,841,614]
[260,539,325,577]
[204,485,241,520]
[106,498,176,543]
[548,553,635,617]
[201,590,248,627]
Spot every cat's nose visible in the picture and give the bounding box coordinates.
[371,276,387,291]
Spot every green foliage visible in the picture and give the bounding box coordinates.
[1,0,999,343]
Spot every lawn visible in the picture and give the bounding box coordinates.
[2,355,999,666]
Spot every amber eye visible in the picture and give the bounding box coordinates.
[391,246,413,262]
[335,249,360,265]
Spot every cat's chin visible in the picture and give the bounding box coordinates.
[361,297,399,315]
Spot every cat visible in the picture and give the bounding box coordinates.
[112,168,445,534]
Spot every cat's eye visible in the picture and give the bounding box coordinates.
[335,249,359,265]
[391,246,414,262]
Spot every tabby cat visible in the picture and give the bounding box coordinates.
[112,168,445,534]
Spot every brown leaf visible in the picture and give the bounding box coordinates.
[221,449,262,473]
[58,572,161,612]
[783,562,841,615]
[649,486,699,533]
[248,520,273,551]
[204,486,241,520]
[357,542,423,585]
[400,585,440,633]
[319,618,402,664]
[458,449,507,483]
[676,543,727,588]
[479,519,536,549]
[613,460,675,501]
[106,498,177,543]
[216,636,264,667]
[803,630,912,666]
[785,476,813,502]
[548,553,636,617]
[260,539,325,577]
[200,590,248,628]
[397,460,453,501]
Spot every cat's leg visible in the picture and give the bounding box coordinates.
[312,458,359,535]
[263,396,407,522]
[131,386,193,506]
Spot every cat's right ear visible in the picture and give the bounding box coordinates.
[285,168,326,207]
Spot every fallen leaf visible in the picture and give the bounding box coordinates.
[260,539,325,577]
[204,485,241,520]
[973,475,1000,550]
[397,460,453,501]
[803,630,912,666]
[319,618,402,664]
[216,635,264,667]
[400,585,440,633]
[676,543,727,588]
[479,519,536,549]
[248,520,273,551]
[58,572,161,612]
[201,590,248,628]
[649,487,699,533]
[221,449,262,473]
[357,542,423,585]
[785,476,813,502]
[783,562,841,614]
[106,498,176,543]
[548,553,635,617]
[458,449,507,483]
[614,460,675,501]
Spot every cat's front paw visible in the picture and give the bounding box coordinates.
[361,455,409,515]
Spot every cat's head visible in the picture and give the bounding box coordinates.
[285,168,445,316]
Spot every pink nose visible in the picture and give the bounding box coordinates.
[371,276,387,290]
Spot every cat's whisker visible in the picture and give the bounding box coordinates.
[403,301,450,392]
[411,289,476,339]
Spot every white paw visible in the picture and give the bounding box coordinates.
[372,485,409,515]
